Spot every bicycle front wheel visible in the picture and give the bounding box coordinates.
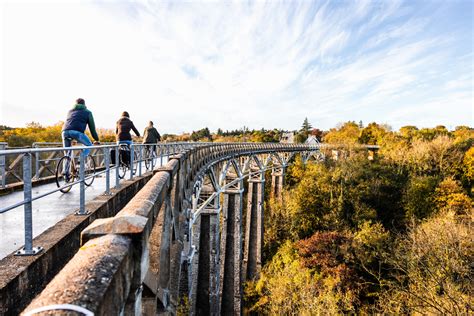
[56,156,74,193]
[84,155,96,186]
[131,150,139,175]
[118,161,127,179]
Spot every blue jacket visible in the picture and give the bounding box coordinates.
[63,104,99,141]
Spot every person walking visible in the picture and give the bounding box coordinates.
[62,98,99,156]
[116,111,140,146]
[142,121,161,150]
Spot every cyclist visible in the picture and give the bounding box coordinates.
[62,98,99,156]
[116,111,140,146]
[116,111,140,167]
[142,121,161,151]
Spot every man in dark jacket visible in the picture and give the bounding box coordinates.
[116,111,140,146]
[62,98,99,156]
[142,121,161,149]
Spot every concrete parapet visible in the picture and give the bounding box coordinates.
[22,234,134,315]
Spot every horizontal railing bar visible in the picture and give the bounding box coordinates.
[0,142,323,155]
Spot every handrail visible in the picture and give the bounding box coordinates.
[0,141,350,258]
[0,142,204,257]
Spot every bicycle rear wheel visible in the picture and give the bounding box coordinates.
[84,155,96,186]
[56,156,74,193]
[144,147,152,171]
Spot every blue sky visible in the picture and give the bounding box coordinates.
[1,0,473,134]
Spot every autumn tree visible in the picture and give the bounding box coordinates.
[358,122,389,145]
[378,211,473,314]
[324,121,361,145]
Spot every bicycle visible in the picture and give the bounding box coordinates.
[55,141,96,193]
[117,143,139,179]
[144,144,157,171]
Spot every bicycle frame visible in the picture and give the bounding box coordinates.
[63,149,76,178]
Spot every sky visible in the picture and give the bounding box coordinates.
[1,0,473,134]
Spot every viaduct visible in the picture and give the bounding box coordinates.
[1,142,324,315]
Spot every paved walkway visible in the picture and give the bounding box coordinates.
[0,159,167,259]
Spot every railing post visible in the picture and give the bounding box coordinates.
[138,145,142,177]
[34,146,40,180]
[151,144,156,170]
[76,150,88,215]
[115,145,120,188]
[129,144,134,180]
[15,153,43,256]
[160,145,164,166]
[0,142,6,188]
[104,147,111,195]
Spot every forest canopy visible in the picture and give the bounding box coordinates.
[245,123,473,314]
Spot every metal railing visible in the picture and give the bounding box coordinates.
[0,142,205,256]
[0,141,325,258]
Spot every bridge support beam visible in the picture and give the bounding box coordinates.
[270,166,286,201]
[192,174,221,316]
[193,210,220,316]
[219,190,243,315]
[243,176,265,281]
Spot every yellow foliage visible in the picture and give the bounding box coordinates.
[0,122,63,147]
[323,121,360,145]
[247,241,357,315]
[379,210,473,314]
[353,221,390,266]
[463,147,474,182]
[434,178,470,213]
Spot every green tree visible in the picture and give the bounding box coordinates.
[358,122,388,145]
[300,117,312,135]
[399,125,418,141]
[190,127,211,141]
[403,176,439,220]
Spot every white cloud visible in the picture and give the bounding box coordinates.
[1,0,472,134]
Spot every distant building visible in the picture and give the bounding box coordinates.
[280,132,295,143]
[305,135,320,145]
